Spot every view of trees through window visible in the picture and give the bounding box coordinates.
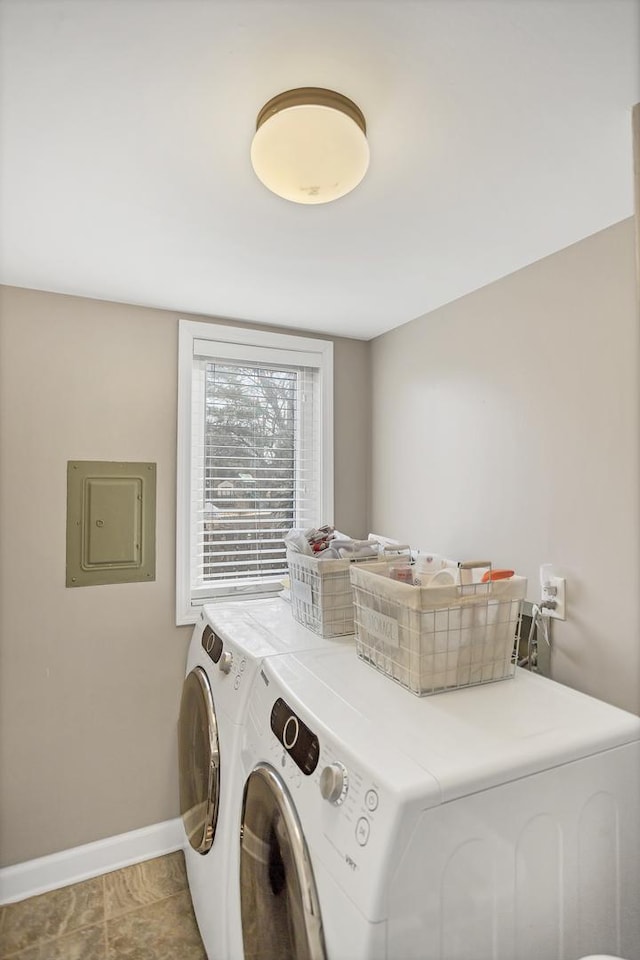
[202,362,297,583]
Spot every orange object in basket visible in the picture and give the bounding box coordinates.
[481,569,515,582]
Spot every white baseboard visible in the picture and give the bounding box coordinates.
[0,818,184,905]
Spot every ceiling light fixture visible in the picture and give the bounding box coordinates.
[250,87,369,205]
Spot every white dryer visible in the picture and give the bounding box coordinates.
[236,648,640,960]
[177,598,352,960]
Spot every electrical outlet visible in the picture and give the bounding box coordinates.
[541,574,566,620]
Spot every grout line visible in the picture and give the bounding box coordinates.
[102,890,197,960]
[106,886,189,924]
[102,859,188,921]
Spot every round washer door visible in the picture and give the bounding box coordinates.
[240,763,326,960]
[178,666,220,854]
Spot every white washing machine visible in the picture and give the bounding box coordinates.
[236,647,640,960]
[177,598,352,960]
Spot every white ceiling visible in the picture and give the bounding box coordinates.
[1,0,638,340]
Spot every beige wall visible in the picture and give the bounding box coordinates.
[2,215,637,868]
[635,104,640,280]
[0,286,370,867]
[370,218,639,715]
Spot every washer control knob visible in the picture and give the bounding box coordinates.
[319,762,348,805]
[219,651,233,674]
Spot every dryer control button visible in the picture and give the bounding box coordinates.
[365,789,379,812]
[320,763,349,805]
[356,817,370,846]
[219,651,233,674]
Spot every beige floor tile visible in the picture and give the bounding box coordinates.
[0,942,39,960]
[4,923,107,960]
[106,891,205,960]
[43,923,107,960]
[0,878,104,957]
[0,946,39,960]
[104,851,187,920]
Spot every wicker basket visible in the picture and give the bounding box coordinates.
[349,561,527,696]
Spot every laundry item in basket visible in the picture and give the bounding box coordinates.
[283,529,314,555]
[332,539,379,560]
[284,528,378,560]
[284,526,337,554]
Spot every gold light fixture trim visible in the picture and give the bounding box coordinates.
[250,87,370,205]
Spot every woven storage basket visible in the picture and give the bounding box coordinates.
[349,561,527,696]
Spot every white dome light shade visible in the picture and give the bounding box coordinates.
[251,88,369,205]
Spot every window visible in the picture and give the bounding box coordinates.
[177,320,333,624]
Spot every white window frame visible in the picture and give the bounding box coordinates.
[176,319,334,625]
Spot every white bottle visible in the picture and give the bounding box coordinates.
[413,552,442,586]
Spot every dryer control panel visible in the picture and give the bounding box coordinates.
[201,625,223,663]
[270,697,319,776]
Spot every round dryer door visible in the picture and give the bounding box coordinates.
[178,667,220,854]
[240,763,326,960]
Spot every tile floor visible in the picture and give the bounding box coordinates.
[0,851,207,959]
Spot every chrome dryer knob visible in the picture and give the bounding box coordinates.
[320,762,348,805]
[219,651,233,674]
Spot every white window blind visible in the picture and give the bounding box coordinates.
[177,320,333,624]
